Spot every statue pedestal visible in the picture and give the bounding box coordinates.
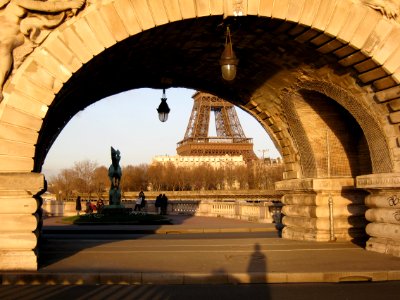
[101,204,131,216]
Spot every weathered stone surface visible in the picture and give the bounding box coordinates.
[0,250,37,271]
[365,208,400,224]
[282,204,367,218]
[366,222,400,241]
[0,233,38,250]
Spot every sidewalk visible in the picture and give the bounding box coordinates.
[1,216,400,285]
[42,214,277,234]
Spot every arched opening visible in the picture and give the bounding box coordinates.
[286,89,372,179]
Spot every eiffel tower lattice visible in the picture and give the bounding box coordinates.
[177,92,257,161]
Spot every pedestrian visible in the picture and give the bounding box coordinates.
[85,199,92,214]
[139,190,146,210]
[75,196,81,216]
[155,194,162,214]
[134,196,143,211]
[161,194,168,215]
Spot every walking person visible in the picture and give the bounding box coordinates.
[75,196,81,216]
[155,194,162,214]
[134,196,143,211]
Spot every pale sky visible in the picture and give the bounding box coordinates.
[42,88,281,178]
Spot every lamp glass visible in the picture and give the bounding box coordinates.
[221,64,237,81]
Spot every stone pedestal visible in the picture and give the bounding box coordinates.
[276,178,368,242]
[357,173,400,257]
[0,173,44,270]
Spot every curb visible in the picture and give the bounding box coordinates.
[1,271,400,285]
[42,227,277,235]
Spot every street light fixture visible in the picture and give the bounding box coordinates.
[157,88,170,122]
[220,26,238,81]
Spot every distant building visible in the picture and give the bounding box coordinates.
[152,154,246,168]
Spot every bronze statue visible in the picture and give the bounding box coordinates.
[108,146,122,205]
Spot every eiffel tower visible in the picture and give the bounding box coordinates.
[177,91,257,161]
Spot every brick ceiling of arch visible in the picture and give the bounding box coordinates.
[32,16,394,177]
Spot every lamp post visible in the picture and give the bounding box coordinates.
[220,26,238,81]
[157,88,170,122]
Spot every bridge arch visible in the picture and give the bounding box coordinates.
[1,0,400,269]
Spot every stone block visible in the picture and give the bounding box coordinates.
[85,11,116,48]
[0,123,38,145]
[298,0,320,27]
[312,0,336,31]
[324,0,352,37]
[339,51,367,67]
[0,139,35,158]
[375,86,400,103]
[0,172,43,191]
[195,0,211,17]
[59,27,93,64]
[317,40,344,54]
[366,222,400,241]
[358,67,386,83]
[176,0,196,19]
[383,45,400,74]
[389,111,400,123]
[6,91,48,119]
[210,0,223,15]
[271,0,289,19]
[0,250,37,271]
[72,18,105,55]
[0,196,39,214]
[44,36,82,73]
[354,59,377,73]
[258,0,273,17]
[374,27,400,65]
[334,45,357,58]
[147,0,169,25]
[0,233,37,250]
[286,0,305,22]
[365,208,400,224]
[350,10,380,50]
[0,156,33,172]
[0,214,38,232]
[0,106,42,132]
[113,0,142,35]
[337,4,368,43]
[33,49,71,83]
[23,60,63,93]
[363,18,393,56]
[14,76,54,106]
[373,76,397,90]
[161,0,182,22]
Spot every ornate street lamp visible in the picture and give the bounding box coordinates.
[157,88,170,122]
[220,26,238,81]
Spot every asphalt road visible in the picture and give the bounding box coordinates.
[39,232,367,274]
[1,281,399,300]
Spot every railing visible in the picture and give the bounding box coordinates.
[42,199,283,224]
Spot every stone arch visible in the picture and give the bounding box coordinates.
[0,0,400,174]
[1,0,400,269]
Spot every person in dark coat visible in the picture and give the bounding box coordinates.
[75,196,81,216]
[160,194,168,215]
[155,194,162,214]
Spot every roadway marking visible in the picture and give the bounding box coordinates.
[42,248,361,254]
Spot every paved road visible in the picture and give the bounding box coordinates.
[36,231,400,280]
[1,282,400,300]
